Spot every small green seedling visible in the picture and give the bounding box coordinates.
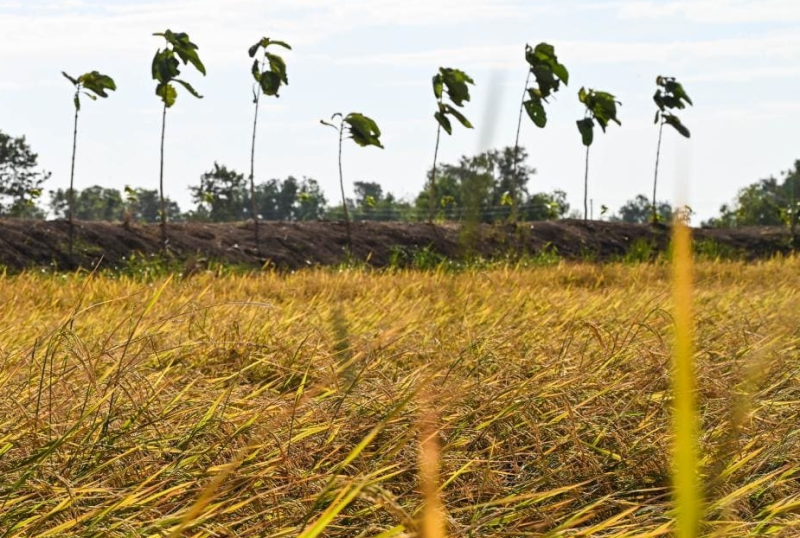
[62,70,116,255]
[512,43,568,219]
[429,67,474,222]
[652,76,692,223]
[320,113,383,247]
[247,37,291,253]
[152,29,206,249]
[577,87,621,221]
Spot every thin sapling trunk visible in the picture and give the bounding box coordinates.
[159,101,168,250]
[337,119,352,247]
[429,116,442,223]
[511,70,532,223]
[652,121,665,224]
[249,75,262,254]
[583,144,590,221]
[68,97,79,256]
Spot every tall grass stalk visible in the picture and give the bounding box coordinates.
[419,400,446,538]
[671,219,701,538]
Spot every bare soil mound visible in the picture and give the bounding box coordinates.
[0,218,793,272]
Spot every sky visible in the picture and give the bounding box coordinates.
[1,0,799,222]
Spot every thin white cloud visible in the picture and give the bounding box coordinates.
[331,32,800,69]
[684,65,800,83]
[618,0,800,24]
[0,0,531,59]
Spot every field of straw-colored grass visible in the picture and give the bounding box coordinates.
[0,257,799,537]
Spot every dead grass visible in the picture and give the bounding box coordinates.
[0,257,798,536]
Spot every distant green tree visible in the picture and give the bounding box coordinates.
[190,162,247,222]
[152,29,206,247]
[416,146,535,222]
[522,190,570,221]
[0,131,50,218]
[50,186,124,221]
[243,176,327,221]
[340,181,413,221]
[295,178,327,221]
[129,188,182,223]
[704,163,800,230]
[613,194,673,224]
[415,153,496,222]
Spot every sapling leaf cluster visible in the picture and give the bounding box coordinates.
[151,29,206,249]
[247,37,292,253]
[321,112,384,247]
[652,76,693,223]
[429,67,474,221]
[511,42,569,220]
[63,70,116,255]
[577,87,622,220]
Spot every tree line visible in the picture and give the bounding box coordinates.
[1,128,798,228]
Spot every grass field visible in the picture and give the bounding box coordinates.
[1,255,799,537]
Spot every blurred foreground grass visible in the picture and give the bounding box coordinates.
[0,258,799,537]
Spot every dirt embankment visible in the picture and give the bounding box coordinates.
[0,218,794,272]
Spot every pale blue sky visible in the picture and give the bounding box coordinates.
[1,0,798,221]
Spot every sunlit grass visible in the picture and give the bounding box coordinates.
[0,258,798,536]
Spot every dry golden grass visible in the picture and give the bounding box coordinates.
[0,256,799,537]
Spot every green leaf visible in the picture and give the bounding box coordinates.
[249,37,292,58]
[157,29,206,75]
[523,93,547,128]
[268,39,291,50]
[320,119,339,130]
[443,104,473,129]
[156,82,177,107]
[532,64,560,99]
[576,117,594,146]
[344,112,383,148]
[653,89,665,112]
[74,94,80,111]
[654,110,660,124]
[78,71,117,98]
[432,73,443,99]
[265,51,288,85]
[525,42,569,98]
[174,78,202,99]
[655,76,693,111]
[552,62,569,85]
[152,48,180,83]
[439,67,474,107]
[176,45,206,76]
[434,110,452,135]
[663,113,691,138]
[579,88,621,132]
[250,40,290,98]
[259,71,282,96]
[62,71,78,86]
